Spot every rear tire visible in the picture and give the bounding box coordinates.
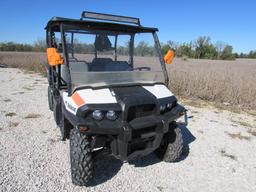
[70,129,93,186]
[48,86,53,111]
[155,127,183,162]
[53,96,61,125]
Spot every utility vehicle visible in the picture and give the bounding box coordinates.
[45,11,186,186]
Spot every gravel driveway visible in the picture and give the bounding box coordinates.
[0,68,255,192]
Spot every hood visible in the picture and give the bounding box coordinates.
[63,84,174,115]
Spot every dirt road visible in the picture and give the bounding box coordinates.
[0,68,255,192]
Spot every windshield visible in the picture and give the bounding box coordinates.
[61,27,165,88]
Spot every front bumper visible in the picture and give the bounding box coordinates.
[64,104,186,161]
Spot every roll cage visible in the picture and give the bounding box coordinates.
[45,12,169,96]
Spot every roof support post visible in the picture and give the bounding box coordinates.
[114,35,118,61]
[60,23,72,96]
[153,32,169,86]
[129,34,134,68]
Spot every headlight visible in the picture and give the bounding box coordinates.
[167,103,173,109]
[160,104,166,112]
[106,110,118,121]
[160,100,176,113]
[92,110,104,121]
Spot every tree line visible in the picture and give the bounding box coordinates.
[161,36,256,60]
[0,39,46,52]
[1,36,255,60]
[161,36,236,60]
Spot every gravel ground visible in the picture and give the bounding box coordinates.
[0,68,256,192]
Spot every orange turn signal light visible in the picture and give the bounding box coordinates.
[79,126,89,132]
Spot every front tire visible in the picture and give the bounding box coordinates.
[155,127,183,162]
[70,129,93,186]
[59,105,72,141]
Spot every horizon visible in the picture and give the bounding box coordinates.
[0,0,255,54]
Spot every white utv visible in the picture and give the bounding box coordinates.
[45,11,186,186]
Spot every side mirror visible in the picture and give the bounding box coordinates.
[46,48,64,66]
[164,50,175,64]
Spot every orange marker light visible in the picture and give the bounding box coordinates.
[79,126,89,132]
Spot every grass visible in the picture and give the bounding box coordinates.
[24,113,41,119]
[48,138,57,144]
[180,98,207,108]
[5,112,17,117]
[0,52,46,75]
[35,79,44,82]
[247,110,256,116]
[248,129,256,136]
[220,149,237,161]
[168,58,256,111]
[226,132,251,140]
[9,122,19,127]
[231,120,253,128]
[22,86,33,91]
[3,98,11,102]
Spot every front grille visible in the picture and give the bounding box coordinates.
[127,104,156,121]
[132,126,155,139]
[128,125,156,155]
[128,137,155,155]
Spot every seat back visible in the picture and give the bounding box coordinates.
[90,58,131,71]
[61,61,89,82]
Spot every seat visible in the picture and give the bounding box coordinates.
[105,61,131,71]
[61,61,89,82]
[69,61,89,72]
[90,58,131,72]
[90,58,113,71]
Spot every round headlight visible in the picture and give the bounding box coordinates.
[92,110,104,121]
[160,104,166,112]
[167,103,173,109]
[106,110,118,121]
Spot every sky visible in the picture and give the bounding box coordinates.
[0,0,255,53]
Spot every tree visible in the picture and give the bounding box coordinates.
[195,36,211,59]
[176,42,195,58]
[215,41,225,59]
[33,38,46,52]
[204,44,218,59]
[161,41,179,55]
[117,42,129,55]
[134,41,154,56]
[248,50,256,58]
[221,45,235,60]
[161,43,170,55]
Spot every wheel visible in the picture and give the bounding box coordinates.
[155,127,183,162]
[59,114,72,141]
[70,129,93,186]
[48,86,53,111]
[53,96,61,125]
